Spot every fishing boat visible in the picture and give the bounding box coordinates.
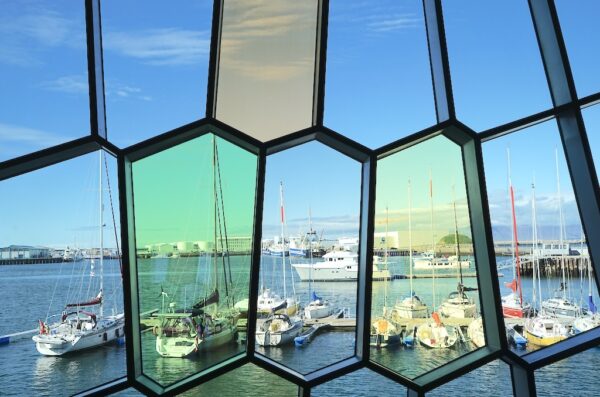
[524,179,568,347]
[154,136,238,358]
[439,190,477,319]
[467,317,485,348]
[416,312,458,349]
[292,251,390,281]
[33,151,125,356]
[370,208,402,349]
[256,182,302,346]
[392,180,428,320]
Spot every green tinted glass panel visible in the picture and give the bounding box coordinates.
[0,151,125,395]
[428,360,511,396]
[312,368,406,396]
[482,120,599,356]
[182,363,298,396]
[131,133,257,386]
[215,0,318,141]
[373,135,484,379]
[256,142,361,374]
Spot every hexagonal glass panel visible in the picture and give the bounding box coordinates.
[443,0,552,131]
[483,119,599,356]
[130,133,257,386]
[325,0,435,148]
[255,141,361,374]
[0,150,125,395]
[215,0,318,141]
[555,0,600,98]
[312,368,407,396]
[372,135,484,379]
[428,360,512,396]
[101,0,212,147]
[0,1,89,161]
[535,348,600,395]
[582,104,600,182]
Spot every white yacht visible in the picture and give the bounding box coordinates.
[292,251,390,281]
[255,313,303,346]
[413,252,470,270]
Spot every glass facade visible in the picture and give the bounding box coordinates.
[1,1,599,396]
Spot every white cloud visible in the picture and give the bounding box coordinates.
[366,15,422,32]
[104,28,210,66]
[0,122,69,147]
[40,75,88,94]
[105,82,152,102]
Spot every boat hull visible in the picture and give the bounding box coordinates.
[256,321,303,346]
[33,316,124,356]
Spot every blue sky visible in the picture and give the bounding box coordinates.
[0,1,598,247]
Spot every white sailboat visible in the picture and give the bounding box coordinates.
[572,251,600,334]
[370,207,401,348]
[541,150,583,319]
[524,179,568,347]
[392,180,428,320]
[416,173,458,349]
[439,188,477,319]
[154,136,237,358]
[256,182,302,346]
[303,208,334,320]
[33,151,125,356]
[467,317,485,348]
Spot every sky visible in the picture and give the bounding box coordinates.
[0,0,598,248]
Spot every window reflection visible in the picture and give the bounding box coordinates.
[372,135,483,379]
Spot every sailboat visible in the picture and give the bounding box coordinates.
[540,150,583,319]
[502,149,532,318]
[392,180,428,320]
[154,136,238,358]
[303,208,334,320]
[416,173,458,349]
[256,182,303,346]
[439,187,477,319]
[33,151,125,356]
[572,251,600,334]
[370,207,402,348]
[467,317,485,348]
[524,179,568,347]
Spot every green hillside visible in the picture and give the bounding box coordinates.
[438,233,472,245]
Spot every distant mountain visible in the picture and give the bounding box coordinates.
[438,233,472,245]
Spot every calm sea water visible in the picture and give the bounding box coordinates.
[1,256,598,396]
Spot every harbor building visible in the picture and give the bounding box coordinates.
[0,245,51,260]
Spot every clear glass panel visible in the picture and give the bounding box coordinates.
[443,0,552,131]
[324,0,435,147]
[372,135,483,379]
[428,360,512,396]
[312,368,406,396]
[555,0,600,98]
[0,0,89,160]
[130,133,257,386]
[0,151,125,395]
[535,348,600,396]
[582,105,600,183]
[215,0,318,141]
[182,363,298,396]
[256,142,361,374]
[102,0,212,147]
[483,119,599,356]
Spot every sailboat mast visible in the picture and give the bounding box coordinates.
[408,180,414,298]
[429,170,436,310]
[509,171,523,307]
[280,182,287,299]
[99,150,104,317]
[308,206,313,300]
[532,179,543,311]
[384,207,389,311]
[452,186,464,288]
[555,149,567,300]
[507,148,516,282]
[213,136,219,295]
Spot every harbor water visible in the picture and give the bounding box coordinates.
[1,255,598,396]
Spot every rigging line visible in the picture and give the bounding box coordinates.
[215,142,234,298]
[104,154,123,283]
[45,251,66,323]
[215,185,230,302]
